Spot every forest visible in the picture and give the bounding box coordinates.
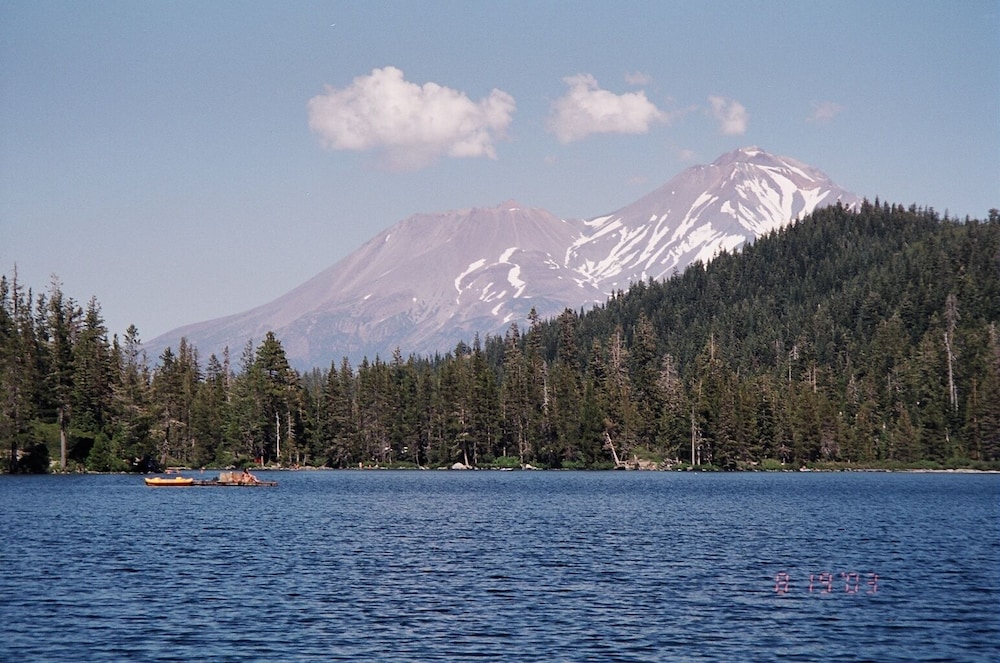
[2,201,999,473]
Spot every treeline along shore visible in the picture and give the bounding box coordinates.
[3,202,1000,473]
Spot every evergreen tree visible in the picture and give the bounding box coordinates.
[319,357,356,467]
[43,278,79,471]
[500,323,529,464]
[657,354,689,461]
[228,339,265,464]
[469,335,501,465]
[73,297,114,443]
[111,325,155,470]
[355,356,390,465]
[387,348,420,465]
[253,331,301,464]
[629,313,663,451]
[524,308,549,464]
[151,346,184,466]
[548,310,582,466]
[0,273,42,472]
[602,326,637,461]
[972,324,1000,460]
[191,353,230,467]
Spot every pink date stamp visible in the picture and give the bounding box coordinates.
[774,571,879,595]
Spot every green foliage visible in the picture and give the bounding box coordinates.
[2,203,999,472]
[488,455,522,469]
[87,432,127,473]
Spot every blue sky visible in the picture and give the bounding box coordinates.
[2,1,998,342]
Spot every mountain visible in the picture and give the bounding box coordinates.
[158,202,596,367]
[148,147,860,369]
[569,146,859,288]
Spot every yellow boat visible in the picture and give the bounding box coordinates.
[144,476,195,487]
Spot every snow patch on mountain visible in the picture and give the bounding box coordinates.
[455,259,486,296]
[507,265,526,295]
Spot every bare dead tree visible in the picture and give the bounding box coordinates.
[944,293,959,412]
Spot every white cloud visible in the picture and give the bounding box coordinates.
[708,95,749,135]
[624,71,652,86]
[807,100,844,124]
[307,66,516,170]
[548,73,668,143]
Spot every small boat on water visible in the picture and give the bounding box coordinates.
[144,476,195,487]
[142,471,277,487]
[207,470,278,487]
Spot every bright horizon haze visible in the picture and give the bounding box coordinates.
[2,1,998,344]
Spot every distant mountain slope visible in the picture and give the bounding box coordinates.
[570,147,857,288]
[148,147,860,368]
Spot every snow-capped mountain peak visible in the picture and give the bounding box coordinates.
[148,148,860,368]
[566,146,858,288]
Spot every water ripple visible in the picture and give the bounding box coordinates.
[1,471,997,662]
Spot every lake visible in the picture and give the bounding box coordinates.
[1,470,997,662]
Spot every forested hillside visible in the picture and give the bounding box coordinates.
[3,202,999,473]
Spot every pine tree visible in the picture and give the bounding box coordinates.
[0,273,42,472]
[547,310,582,466]
[602,326,637,461]
[73,297,114,443]
[355,356,390,465]
[690,335,725,466]
[629,313,663,452]
[657,354,689,462]
[228,339,265,464]
[469,335,501,465]
[151,346,182,466]
[317,357,357,467]
[500,323,529,464]
[44,278,79,471]
[191,353,230,467]
[387,348,421,465]
[576,350,608,466]
[253,331,301,465]
[975,324,1000,460]
[524,308,550,464]
[111,325,155,470]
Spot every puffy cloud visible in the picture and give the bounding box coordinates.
[548,73,668,143]
[708,95,749,135]
[624,71,653,86]
[307,66,515,169]
[807,100,844,124]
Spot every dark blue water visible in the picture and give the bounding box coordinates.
[1,471,997,662]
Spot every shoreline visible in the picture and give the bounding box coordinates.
[15,465,999,476]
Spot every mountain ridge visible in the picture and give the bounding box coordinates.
[148,147,860,368]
